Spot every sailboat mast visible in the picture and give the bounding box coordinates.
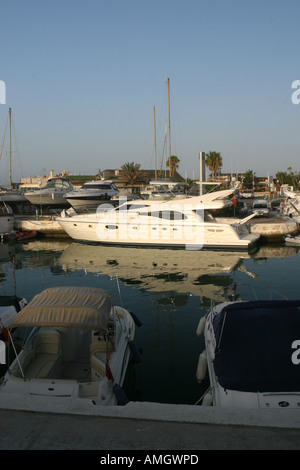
[9,107,12,189]
[165,121,167,178]
[153,106,157,180]
[167,78,171,177]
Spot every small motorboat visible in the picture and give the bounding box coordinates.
[24,177,73,208]
[196,298,300,408]
[0,286,141,410]
[15,230,37,242]
[284,234,300,246]
[2,230,37,243]
[64,180,120,211]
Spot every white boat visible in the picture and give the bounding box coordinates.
[64,180,120,210]
[0,189,27,205]
[24,177,74,208]
[56,189,260,251]
[197,298,300,408]
[279,187,300,223]
[0,286,141,409]
[140,180,186,200]
[0,294,27,376]
[15,216,67,237]
[284,234,300,246]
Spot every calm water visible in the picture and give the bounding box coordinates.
[1,238,300,405]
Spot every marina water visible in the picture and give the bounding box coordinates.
[1,238,300,405]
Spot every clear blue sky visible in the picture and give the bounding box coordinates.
[1,0,300,185]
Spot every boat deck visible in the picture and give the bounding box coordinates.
[60,358,91,382]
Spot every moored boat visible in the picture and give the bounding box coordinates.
[24,177,73,208]
[284,234,300,246]
[64,180,120,211]
[197,297,300,408]
[56,189,260,251]
[0,294,27,376]
[1,230,37,243]
[0,286,141,410]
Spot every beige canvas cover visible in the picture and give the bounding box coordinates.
[9,286,113,331]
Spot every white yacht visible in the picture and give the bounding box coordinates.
[197,297,300,408]
[24,177,74,208]
[57,189,260,250]
[0,286,141,411]
[64,180,119,210]
[284,234,300,246]
[280,188,300,223]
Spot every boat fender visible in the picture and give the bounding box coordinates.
[196,317,206,336]
[130,312,143,328]
[113,383,129,406]
[128,340,142,363]
[202,392,213,406]
[196,350,207,382]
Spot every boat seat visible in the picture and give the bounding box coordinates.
[16,328,62,379]
[90,339,114,354]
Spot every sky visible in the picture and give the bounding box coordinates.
[0,0,300,185]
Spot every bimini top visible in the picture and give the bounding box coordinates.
[213,300,300,393]
[9,286,113,332]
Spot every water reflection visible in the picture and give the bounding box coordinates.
[3,239,299,305]
[58,243,247,301]
[0,239,299,404]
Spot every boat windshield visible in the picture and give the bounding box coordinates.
[253,203,268,209]
[81,183,117,190]
[42,178,72,189]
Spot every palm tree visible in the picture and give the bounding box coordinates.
[166,155,180,179]
[120,162,143,186]
[205,151,223,180]
[243,169,255,189]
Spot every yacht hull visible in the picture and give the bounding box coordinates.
[64,181,119,210]
[57,215,260,251]
[24,192,70,207]
[65,195,115,210]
